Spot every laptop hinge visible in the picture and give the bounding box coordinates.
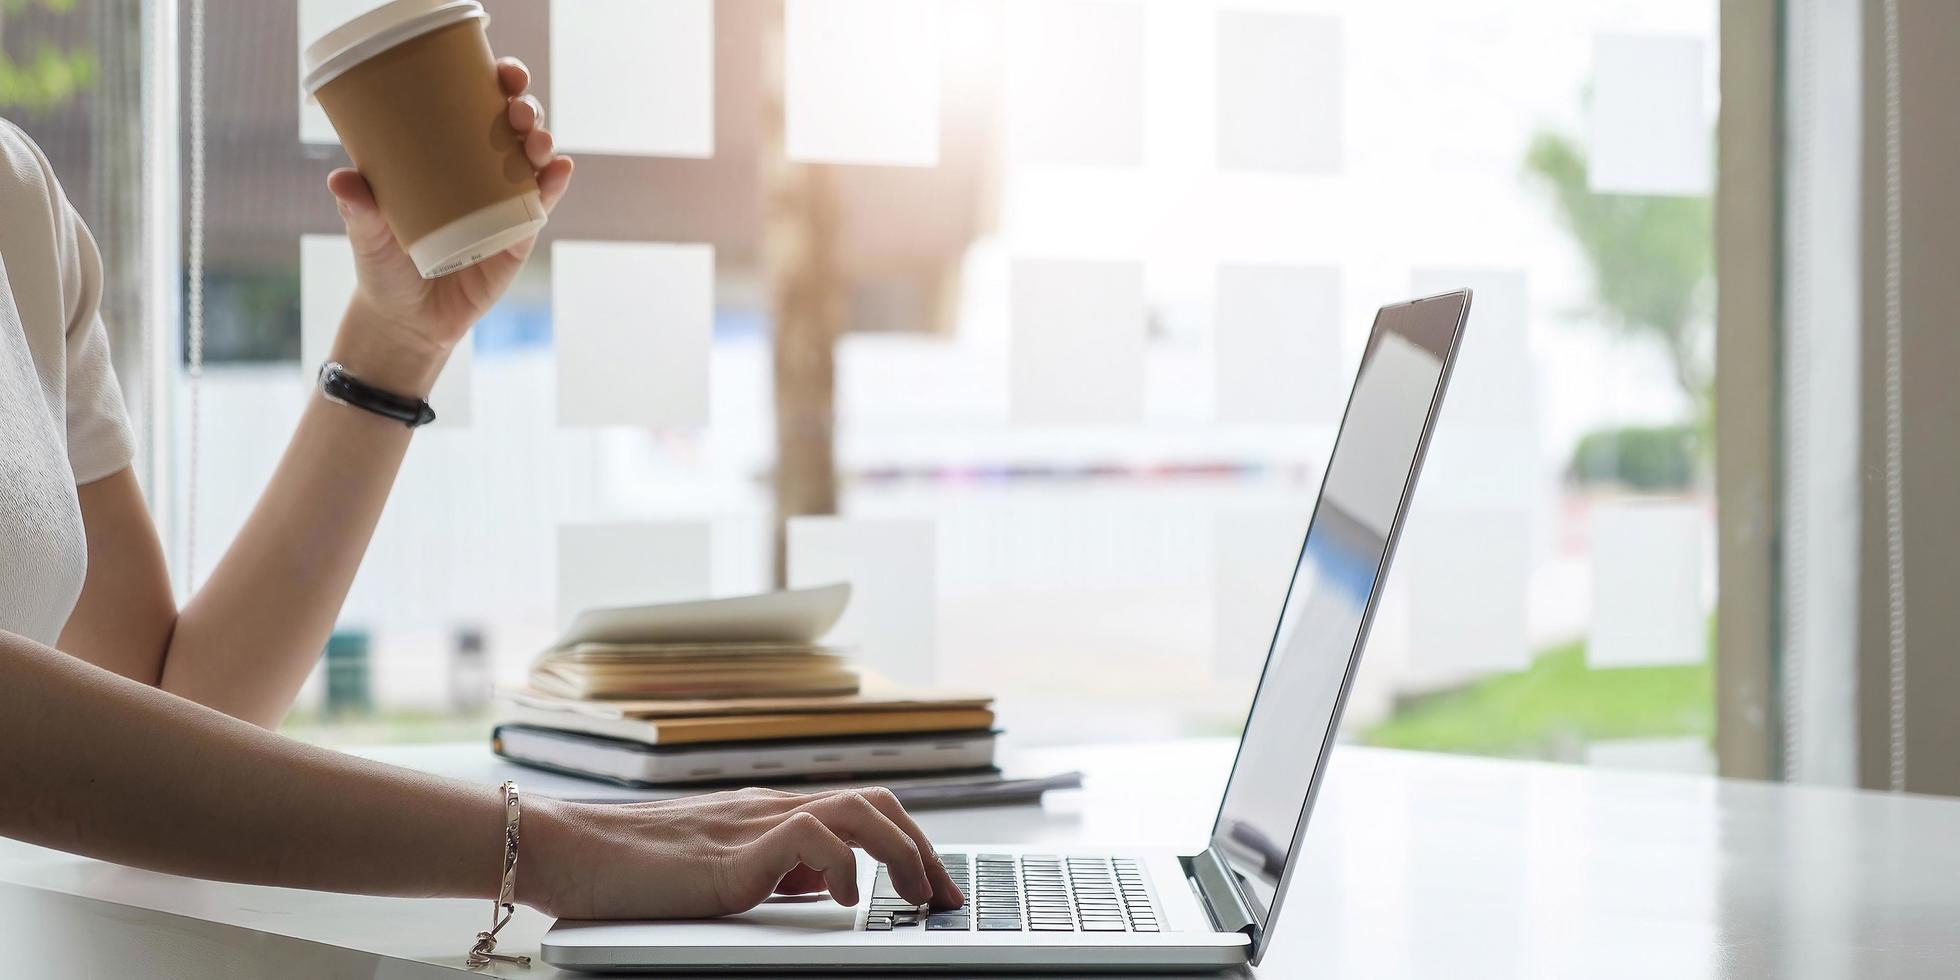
[1185,847,1260,945]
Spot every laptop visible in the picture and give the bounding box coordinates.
[542,290,1472,973]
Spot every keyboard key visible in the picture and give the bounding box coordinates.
[871,855,1159,940]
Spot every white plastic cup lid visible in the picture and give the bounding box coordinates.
[302,0,489,95]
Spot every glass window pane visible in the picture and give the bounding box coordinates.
[135,0,1723,768]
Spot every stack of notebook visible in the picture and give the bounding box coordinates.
[494,585,1079,808]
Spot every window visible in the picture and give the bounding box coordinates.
[153,0,1718,768]
[1,0,159,472]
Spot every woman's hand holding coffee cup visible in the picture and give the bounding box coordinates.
[323,57,573,395]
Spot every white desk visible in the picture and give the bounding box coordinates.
[2,739,1956,978]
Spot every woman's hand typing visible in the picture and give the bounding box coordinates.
[518,787,965,920]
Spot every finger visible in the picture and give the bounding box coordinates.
[509,93,543,134]
[537,156,574,212]
[496,57,530,96]
[855,787,964,910]
[799,793,930,905]
[325,168,377,215]
[523,124,555,170]
[759,812,858,907]
[773,865,830,895]
[324,169,395,253]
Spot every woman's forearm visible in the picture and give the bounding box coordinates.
[2,628,501,899]
[5,628,965,922]
[160,306,448,727]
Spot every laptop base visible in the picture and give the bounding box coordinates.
[541,847,1250,973]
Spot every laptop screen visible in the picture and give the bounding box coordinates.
[1210,292,1467,943]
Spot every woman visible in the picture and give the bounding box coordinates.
[0,59,960,924]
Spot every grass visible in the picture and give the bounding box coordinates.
[1361,634,1713,759]
[280,708,492,748]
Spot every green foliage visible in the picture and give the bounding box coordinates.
[1362,632,1713,759]
[2,0,80,14]
[1523,130,1715,399]
[0,42,92,109]
[0,0,94,112]
[1568,424,1699,491]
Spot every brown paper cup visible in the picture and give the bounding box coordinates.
[303,0,545,278]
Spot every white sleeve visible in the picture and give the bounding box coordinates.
[41,136,136,485]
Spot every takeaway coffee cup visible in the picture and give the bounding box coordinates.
[302,0,545,278]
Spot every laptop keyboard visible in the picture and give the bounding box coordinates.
[863,854,1160,934]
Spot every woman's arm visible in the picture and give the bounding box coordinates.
[57,59,573,727]
[62,323,444,724]
[2,629,963,917]
[5,627,503,899]
[169,304,459,724]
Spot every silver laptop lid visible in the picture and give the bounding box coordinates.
[1209,291,1470,963]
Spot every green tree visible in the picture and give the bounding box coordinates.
[1524,130,1714,409]
[0,0,94,111]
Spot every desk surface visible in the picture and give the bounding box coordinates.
[2,738,1956,979]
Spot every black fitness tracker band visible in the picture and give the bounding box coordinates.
[317,361,437,428]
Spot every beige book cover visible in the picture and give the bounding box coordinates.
[502,677,993,720]
[497,703,997,746]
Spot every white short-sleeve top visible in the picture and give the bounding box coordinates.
[0,118,137,646]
